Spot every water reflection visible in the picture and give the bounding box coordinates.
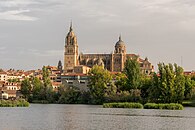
[0,104,195,130]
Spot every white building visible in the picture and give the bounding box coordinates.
[0,72,7,82]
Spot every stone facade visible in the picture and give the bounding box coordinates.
[64,23,79,73]
[64,24,154,75]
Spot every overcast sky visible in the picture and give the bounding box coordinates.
[0,0,195,71]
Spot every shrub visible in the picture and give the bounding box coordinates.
[144,103,183,110]
[144,103,158,109]
[103,102,143,109]
[0,99,29,107]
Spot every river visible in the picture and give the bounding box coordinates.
[0,104,195,130]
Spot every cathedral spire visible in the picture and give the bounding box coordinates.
[119,34,122,41]
[70,21,73,31]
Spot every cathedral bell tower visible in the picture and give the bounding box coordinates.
[64,22,79,73]
[111,35,126,72]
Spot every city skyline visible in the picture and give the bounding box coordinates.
[1,0,195,71]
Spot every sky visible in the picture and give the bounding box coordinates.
[0,0,195,71]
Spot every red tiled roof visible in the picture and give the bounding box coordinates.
[52,82,62,86]
[0,72,7,74]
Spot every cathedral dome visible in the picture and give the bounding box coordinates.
[114,35,126,54]
[115,36,125,47]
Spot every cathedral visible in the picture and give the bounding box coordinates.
[64,23,154,75]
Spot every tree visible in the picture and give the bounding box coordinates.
[8,78,20,83]
[173,64,185,103]
[164,63,175,103]
[88,65,112,104]
[31,77,43,100]
[149,63,185,103]
[184,76,194,99]
[42,66,52,87]
[141,76,152,103]
[123,57,142,90]
[58,85,81,104]
[115,73,127,91]
[148,72,161,103]
[37,66,53,101]
[21,78,32,101]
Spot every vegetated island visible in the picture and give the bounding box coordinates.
[0,99,29,107]
[103,102,183,110]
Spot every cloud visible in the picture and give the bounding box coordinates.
[0,0,39,21]
[0,0,62,21]
[0,0,40,8]
[0,9,38,21]
[28,49,62,57]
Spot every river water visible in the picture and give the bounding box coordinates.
[0,104,195,130]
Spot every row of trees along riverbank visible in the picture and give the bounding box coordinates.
[20,57,195,105]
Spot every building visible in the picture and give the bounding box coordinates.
[0,82,21,99]
[61,73,88,91]
[64,23,154,74]
[0,72,7,82]
[73,65,91,74]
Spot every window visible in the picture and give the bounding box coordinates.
[68,82,73,84]
[80,81,85,84]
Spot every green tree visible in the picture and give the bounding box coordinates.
[115,73,127,91]
[123,57,142,90]
[149,63,185,103]
[21,78,32,101]
[184,76,193,99]
[148,72,161,103]
[42,66,52,87]
[31,77,43,100]
[174,64,185,103]
[88,65,112,104]
[141,76,152,103]
[38,66,53,101]
[164,64,175,103]
[58,86,82,104]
